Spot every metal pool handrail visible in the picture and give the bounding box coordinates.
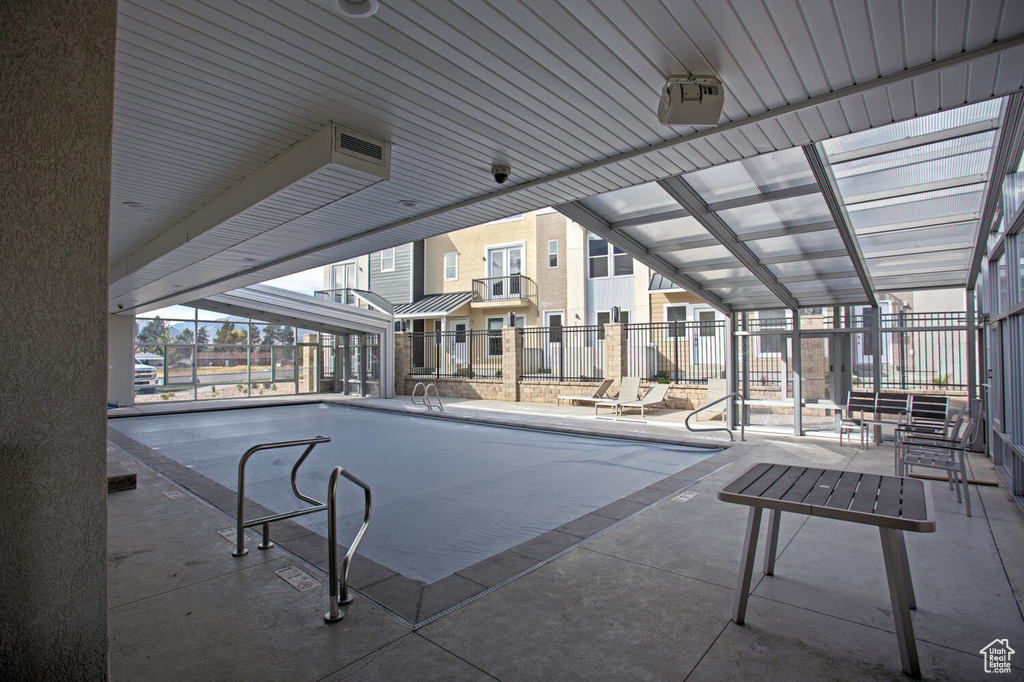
[685,393,745,442]
[232,435,331,557]
[411,381,444,411]
[324,466,372,623]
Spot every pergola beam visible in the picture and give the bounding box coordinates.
[556,201,731,314]
[968,91,1024,287]
[657,176,800,310]
[804,144,878,307]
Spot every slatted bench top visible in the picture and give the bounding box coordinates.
[718,463,935,533]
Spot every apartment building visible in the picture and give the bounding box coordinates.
[323,209,650,334]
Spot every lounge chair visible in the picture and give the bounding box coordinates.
[615,383,670,418]
[556,379,614,406]
[594,377,641,416]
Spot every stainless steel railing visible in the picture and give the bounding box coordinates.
[685,392,745,442]
[411,381,444,411]
[232,435,332,556]
[231,435,373,624]
[324,466,371,623]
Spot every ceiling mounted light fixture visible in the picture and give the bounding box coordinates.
[121,201,148,209]
[398,200,418,208]
[332,0,379,18]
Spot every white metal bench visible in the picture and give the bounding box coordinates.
[719,462,935,678]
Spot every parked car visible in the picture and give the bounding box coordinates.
[134,361,158,393]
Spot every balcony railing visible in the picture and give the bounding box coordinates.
[315,288,358,306]
[472,275,535,303]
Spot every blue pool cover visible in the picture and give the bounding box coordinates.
[113,404,718,583]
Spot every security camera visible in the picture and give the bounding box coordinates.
[491,164,511,184]
[117,303,124,310]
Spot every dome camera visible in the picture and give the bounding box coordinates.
[491,164,511,184]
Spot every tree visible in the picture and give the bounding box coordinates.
[137,317,171,344]
[248,324,261,346]
[175,328,195,344]
[213,321,246,345]
[279,326,294,344]
[196,325,210,345]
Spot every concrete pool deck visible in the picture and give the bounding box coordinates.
[108,395,1024,680]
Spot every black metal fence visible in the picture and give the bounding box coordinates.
[409,329,502,379]
[521,325,604,381]
[880,312,967,390]
[625,321,727,384]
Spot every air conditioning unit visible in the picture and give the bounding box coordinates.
[657,75,725,126]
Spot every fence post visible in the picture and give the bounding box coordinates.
[604,322,627,389]
[502,326,522,402]
[393,332,410,395]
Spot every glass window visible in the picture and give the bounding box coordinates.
[588,237,608,278]
[380,247,396,272]
[613,245,633,276]
[597,311,610,340]
[619,310,630,325]
[666,306,687,337]
[588,237,632,278]
[548,240,558,267]
[444,252,458,281]
[759,310,786,355]
[699,310,717,337]
[487,318,503,356]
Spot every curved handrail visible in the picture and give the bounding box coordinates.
[685,393,745,442]
[232,435,331,557]
[425,383,444,412]
[411,381,444,411]
[325,466,372,623]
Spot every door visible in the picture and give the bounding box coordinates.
[543,311,563,377]
[447,318,469,369]
[487,245,523,299]
[690,306,725,377]
[333,261,357,304]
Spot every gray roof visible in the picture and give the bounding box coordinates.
[394,292,474,318]
[649,273,685,292]
[351,289,394,314]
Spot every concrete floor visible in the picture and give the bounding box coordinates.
[108,395,1024,680]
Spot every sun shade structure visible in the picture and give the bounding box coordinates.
[105,1,1024,315]
[558,98,1024,312]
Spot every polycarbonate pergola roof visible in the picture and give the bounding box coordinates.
[558,98,1022,313]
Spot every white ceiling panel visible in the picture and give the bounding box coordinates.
[106,0,1024,313]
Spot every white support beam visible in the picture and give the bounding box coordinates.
[804,144,878,307]
[969,92,1024,287]
[658,176,800,310]
[556,201,731,314]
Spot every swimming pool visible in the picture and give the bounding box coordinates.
[109,403,723,620]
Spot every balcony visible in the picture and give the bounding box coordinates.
[471,274,536,308]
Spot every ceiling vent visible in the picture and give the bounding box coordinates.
[109,122,391,311]
[331,124,390,180]
[658,75,725,127]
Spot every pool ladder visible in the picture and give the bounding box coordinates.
[685,393,745,442]
[231,435,371,623]
[411,381,444,411]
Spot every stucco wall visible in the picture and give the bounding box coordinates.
[0,0,116,678]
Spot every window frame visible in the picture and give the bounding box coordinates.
[444,252,458,281]
[587,235,632,279]
[548,239,558,268]
[380,247,396,273]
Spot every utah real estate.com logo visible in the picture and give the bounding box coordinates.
[980,639,1015,674]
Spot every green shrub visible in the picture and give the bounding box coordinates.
[160,392,172,400]
[656,370,671,384]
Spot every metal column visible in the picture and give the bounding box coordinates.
[727,313,738,431]
[793,312,803,436]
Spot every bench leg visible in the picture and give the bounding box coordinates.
[880,528,920,678]
[763,509,781,576]
[732,506,762,624]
